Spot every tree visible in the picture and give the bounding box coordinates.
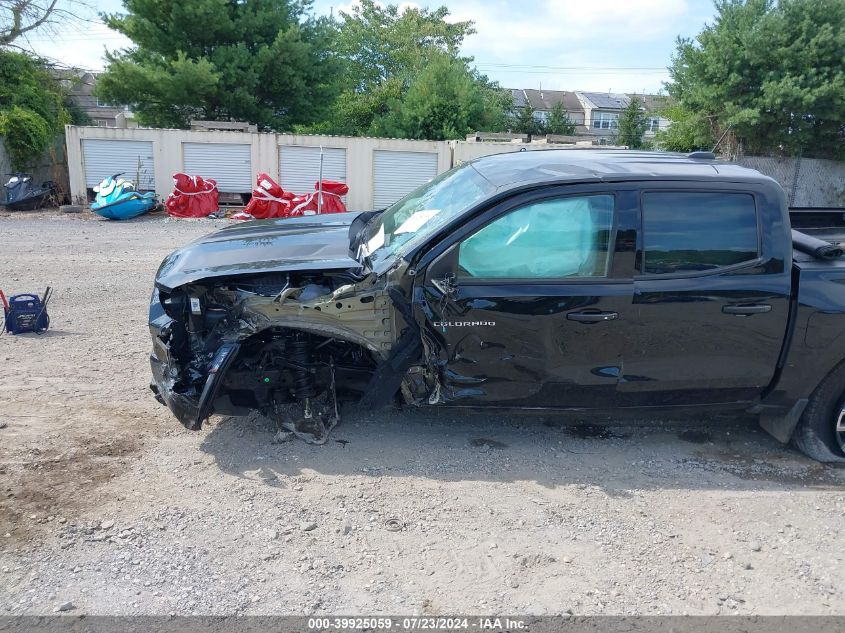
[1,0,93,51]
[334,0,472,89]
[546,102,576,135]
[96,0,339,130]
[373,53,505,140]
[618,96,649,149]
[666,0,845,158]
[319,0,511,138]
[653,103,715,152]
[0,50,82,168]
[1,0,58,45]
[511,103,544,139]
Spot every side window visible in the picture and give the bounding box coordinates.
[642,192,759,275]
[458,194,614,279]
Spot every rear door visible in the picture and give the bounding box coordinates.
[621,184,792,406]
[416,186,638,408]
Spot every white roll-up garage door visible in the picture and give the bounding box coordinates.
[279,145,346,195]
[82,139,155,190]
[183,142,252,192]
[373,150,438,208]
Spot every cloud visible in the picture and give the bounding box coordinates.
[442,0,689,91]
[451,0,688,55]
[26,21,130,71]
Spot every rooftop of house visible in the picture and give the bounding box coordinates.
[578,91,631,110]
[509,89,670,114]
[522,89,583,112]
[510,89,528,108]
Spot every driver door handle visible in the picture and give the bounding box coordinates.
[722,303,772,315]
[567,310,619,323]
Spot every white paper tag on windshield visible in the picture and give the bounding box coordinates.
[395,209,440,234]
[366,224,385,253]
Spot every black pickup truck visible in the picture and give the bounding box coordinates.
[149,150,845,462]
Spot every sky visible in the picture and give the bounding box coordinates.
[28,0,719,95]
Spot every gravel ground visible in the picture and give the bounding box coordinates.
[0,210,843,617]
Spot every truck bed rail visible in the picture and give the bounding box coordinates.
[789,207,845,242]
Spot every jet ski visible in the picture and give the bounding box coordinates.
[91,173,158,220]
[1,173,57,210]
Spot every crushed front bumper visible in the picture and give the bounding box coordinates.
[150,353,203,430]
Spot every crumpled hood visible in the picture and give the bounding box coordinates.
[155,212,363,290]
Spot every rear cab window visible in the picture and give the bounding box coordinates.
[640,191,760,275]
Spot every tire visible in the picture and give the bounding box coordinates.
[792,362,845,462]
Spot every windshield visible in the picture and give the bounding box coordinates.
[363,162,495,266]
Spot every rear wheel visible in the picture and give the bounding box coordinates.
[792,363,845,462]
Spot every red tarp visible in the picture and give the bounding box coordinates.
[165,173,219,218]
[243,173,294,219]
[238,175,348,220]
[286,180,349,217]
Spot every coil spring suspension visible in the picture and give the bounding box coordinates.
[289,333,317,399]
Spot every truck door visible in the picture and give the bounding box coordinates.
[621,187,792,406]
[415,188,638,408]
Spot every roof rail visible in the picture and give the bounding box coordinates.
[687,151,716,160]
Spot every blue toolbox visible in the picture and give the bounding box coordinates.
[1,287,51,335]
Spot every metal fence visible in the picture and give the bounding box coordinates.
[735,156,845,207]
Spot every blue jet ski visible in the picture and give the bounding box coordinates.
[91,173,157,220]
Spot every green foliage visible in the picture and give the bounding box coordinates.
[97,0,339,130]
[318,0,511,139]
[372,54,503,140]
[617,96,649,149]
[334,0,473,88]
[654,104,715,152]
[0,50,74,169]
[0,106,51,169]
[666,0,845,157]
[511,104,545,138]
[546,102,576,135]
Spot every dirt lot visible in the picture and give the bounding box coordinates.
[0,210,843,616]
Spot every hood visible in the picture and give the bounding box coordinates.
[155,212,364,290]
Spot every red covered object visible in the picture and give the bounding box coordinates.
[165,173,219,218]
[244,173,293,219]
[285,179,349,217]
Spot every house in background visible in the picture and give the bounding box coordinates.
[636,94,671,138]
[577,92,670,142]
[521,89,586,128]
[508,87,671,143]
[576,91,628,138]
[59,71,134,128]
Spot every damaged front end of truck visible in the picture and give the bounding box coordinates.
[148,213,419,444]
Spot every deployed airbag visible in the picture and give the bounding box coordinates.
[459,195,613,278]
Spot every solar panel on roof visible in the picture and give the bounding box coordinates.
[582,92,631,109]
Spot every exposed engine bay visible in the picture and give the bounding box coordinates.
[150,269,405,444]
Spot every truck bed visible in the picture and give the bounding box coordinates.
[789,207,845,243]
